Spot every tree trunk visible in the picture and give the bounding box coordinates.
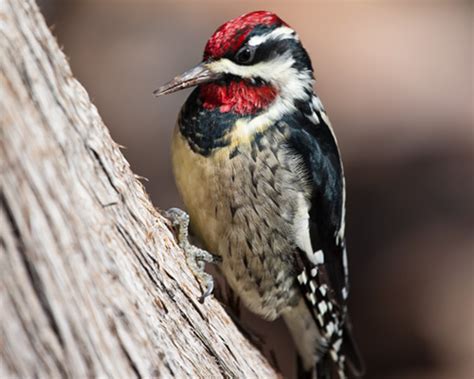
[0,1,277,377]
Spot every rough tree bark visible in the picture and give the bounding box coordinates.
[0,1,278,377]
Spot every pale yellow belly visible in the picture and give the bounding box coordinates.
[171,128,229,253]
[171,127,307,320]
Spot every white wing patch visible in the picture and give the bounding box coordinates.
[293,195,329,267]
[293,193,314,259]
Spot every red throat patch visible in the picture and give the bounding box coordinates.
[204,11,287,60]
[200,81,277,114]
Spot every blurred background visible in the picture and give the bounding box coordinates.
[38,1,473,378]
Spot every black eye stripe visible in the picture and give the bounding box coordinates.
[226,30,312,74]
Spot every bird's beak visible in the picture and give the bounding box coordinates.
[153,63,220,97]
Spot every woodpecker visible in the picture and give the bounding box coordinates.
[155,10,364,379]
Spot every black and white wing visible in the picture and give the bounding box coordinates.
[286,95,364,378]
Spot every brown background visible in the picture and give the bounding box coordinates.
[39,1,473,378]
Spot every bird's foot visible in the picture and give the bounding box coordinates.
[164,207,221,303]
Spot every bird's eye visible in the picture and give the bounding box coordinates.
[235,46,255,64]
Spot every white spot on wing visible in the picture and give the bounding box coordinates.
[326,321,335,336]
[317,314,324,326]
[342,286,348,300]
[319,285,327,296]
[333,338,343,352]
[307,292,317,305]
[308,111,320,125]
[318,301,328,314]
[297,270,308,285]
[310,249,324,265]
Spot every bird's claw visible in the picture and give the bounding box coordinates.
[164,207,221,303]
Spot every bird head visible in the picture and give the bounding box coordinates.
[154,11,314,115]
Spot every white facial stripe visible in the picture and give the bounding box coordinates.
[248,26,298,47]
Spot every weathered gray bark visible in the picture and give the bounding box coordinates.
[0,1,277,377]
